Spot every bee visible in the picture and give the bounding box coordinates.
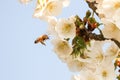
[34,34,49,45]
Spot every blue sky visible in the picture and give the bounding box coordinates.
[0,0,89,80]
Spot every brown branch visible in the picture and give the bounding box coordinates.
[86,1,98,16]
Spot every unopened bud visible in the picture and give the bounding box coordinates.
[86,10,91,18]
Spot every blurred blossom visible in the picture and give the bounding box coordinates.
[19,0,32,4]
[33,0,70,20]
[33,0,49,20]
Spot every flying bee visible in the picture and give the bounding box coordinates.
[34,34,49,45]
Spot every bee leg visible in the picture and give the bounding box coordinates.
[41,42,46,46]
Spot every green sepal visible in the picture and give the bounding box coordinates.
[72,36,86,57]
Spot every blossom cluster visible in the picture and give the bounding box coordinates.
[20,0,120,80]
[95,0,120,42]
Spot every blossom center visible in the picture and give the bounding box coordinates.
[102,70,107,77]
[114,2,120,9]
[57,41,68,51]
[62,24,72,33]
[96,53,104,62]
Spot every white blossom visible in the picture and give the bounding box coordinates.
[43,0,63,16]
[85,41,105,64]
[33,0,69,20]
[102,19,120,42]
[52,38,72,58]
[55,18,76,39]
[33,0,48,20]
[95,59,117,80]
[96,0,120,30]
